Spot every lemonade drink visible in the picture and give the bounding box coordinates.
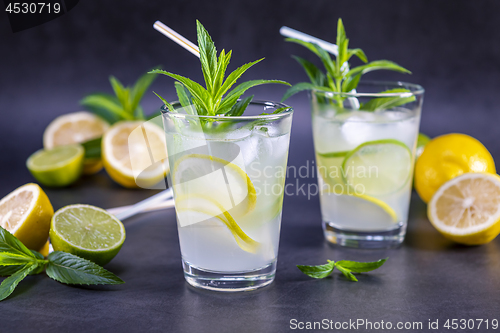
[311,82,424,248]
[162,101,293,291]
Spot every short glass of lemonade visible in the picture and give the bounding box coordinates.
[162,101,293,291]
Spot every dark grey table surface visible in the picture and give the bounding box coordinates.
[1,169,499,333]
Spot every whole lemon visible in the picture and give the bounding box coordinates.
[415,133,495,203]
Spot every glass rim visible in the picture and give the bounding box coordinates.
[161,99,293,120]
[311,80,425,98]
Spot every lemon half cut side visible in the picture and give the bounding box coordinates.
[428,173,500,245]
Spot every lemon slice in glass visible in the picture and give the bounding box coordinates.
[342,139,412,196]
[27,144,84,187]
[175,194,260,253]
[428,173,500,245]
[316,151,349,188]
[172,154,257,218]
[0,183,53,250]
[50,204,126,266]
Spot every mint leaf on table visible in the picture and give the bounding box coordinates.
[297,260,335,279]
[150,20,290,117]
[46,252,124,285]
[0,227,36,259]
[0,264,38,301]
[282,18,412,108]
[81,137,102,160]
[297,258,388,282]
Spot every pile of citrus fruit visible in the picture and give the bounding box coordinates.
[0,183,125,265]
[414,133,500,245]
[27,111,168,189]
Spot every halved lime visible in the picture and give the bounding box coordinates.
[316,151,349,188]
[50,204,126,266]
[27,144,84,187]
[342,139,412,196]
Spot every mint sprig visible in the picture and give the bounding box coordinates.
[0,227,123,302]
[80,70,160,123]
[150,20,290,116]
[297,258,387,282]
[282,18,413,110]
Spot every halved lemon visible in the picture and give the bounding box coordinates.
[43,111,109,174]
[102,121,168,188]
[171,154,256,218]
[0,183,54,251]
[428,173,500,245]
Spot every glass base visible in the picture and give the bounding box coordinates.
[323,221,406,249]
[182,259,276,292]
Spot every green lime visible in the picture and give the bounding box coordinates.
[342,139,412,196]
[26,144,84,187]
[50,204,126,266]
[316,151,349,188]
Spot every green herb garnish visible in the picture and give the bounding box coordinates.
[0,227,123,302]
[282,18,413,110]
[150,20,290,116]
[297,258,387,282]
[80,70,160,123]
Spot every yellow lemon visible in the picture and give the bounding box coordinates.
[102,121,168,188]
[415,133,495,203]
[428,173,500,245]
[0,183,54,250]
[44,111,109,175]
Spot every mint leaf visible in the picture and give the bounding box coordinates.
[130,71,158,114]
[174,82,196,115]
[298,257,388,281]
[334,264,358,282]
[0,266,23,277]
[0,252,37,266]
[197,20,218,94]
[282,82,331,102]
[346,60,411,78]
[0,263,37,301]
[227,95,253,117]
[81,137,102,159]
[297,260,335,279]
[292,56,326,86]
[153,92,175,112]
[46,252,124,285]
[109,76,130,112]
[80,94,132,121]
[335,258,388,273]
[0,227,35,259]
[360,88,416,111]
[213,58,263,102]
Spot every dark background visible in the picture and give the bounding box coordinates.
[1,1,500,332]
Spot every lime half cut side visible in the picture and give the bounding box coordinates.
[50,204,126,266]
[27,144,84,187]
[342,139,412,196]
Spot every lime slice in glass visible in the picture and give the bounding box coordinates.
[316,151,349,188]
[26,144,84,187]
[50,204,126,266]
[342,139,412,196]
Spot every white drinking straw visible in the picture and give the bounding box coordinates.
[154,21,200,58]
